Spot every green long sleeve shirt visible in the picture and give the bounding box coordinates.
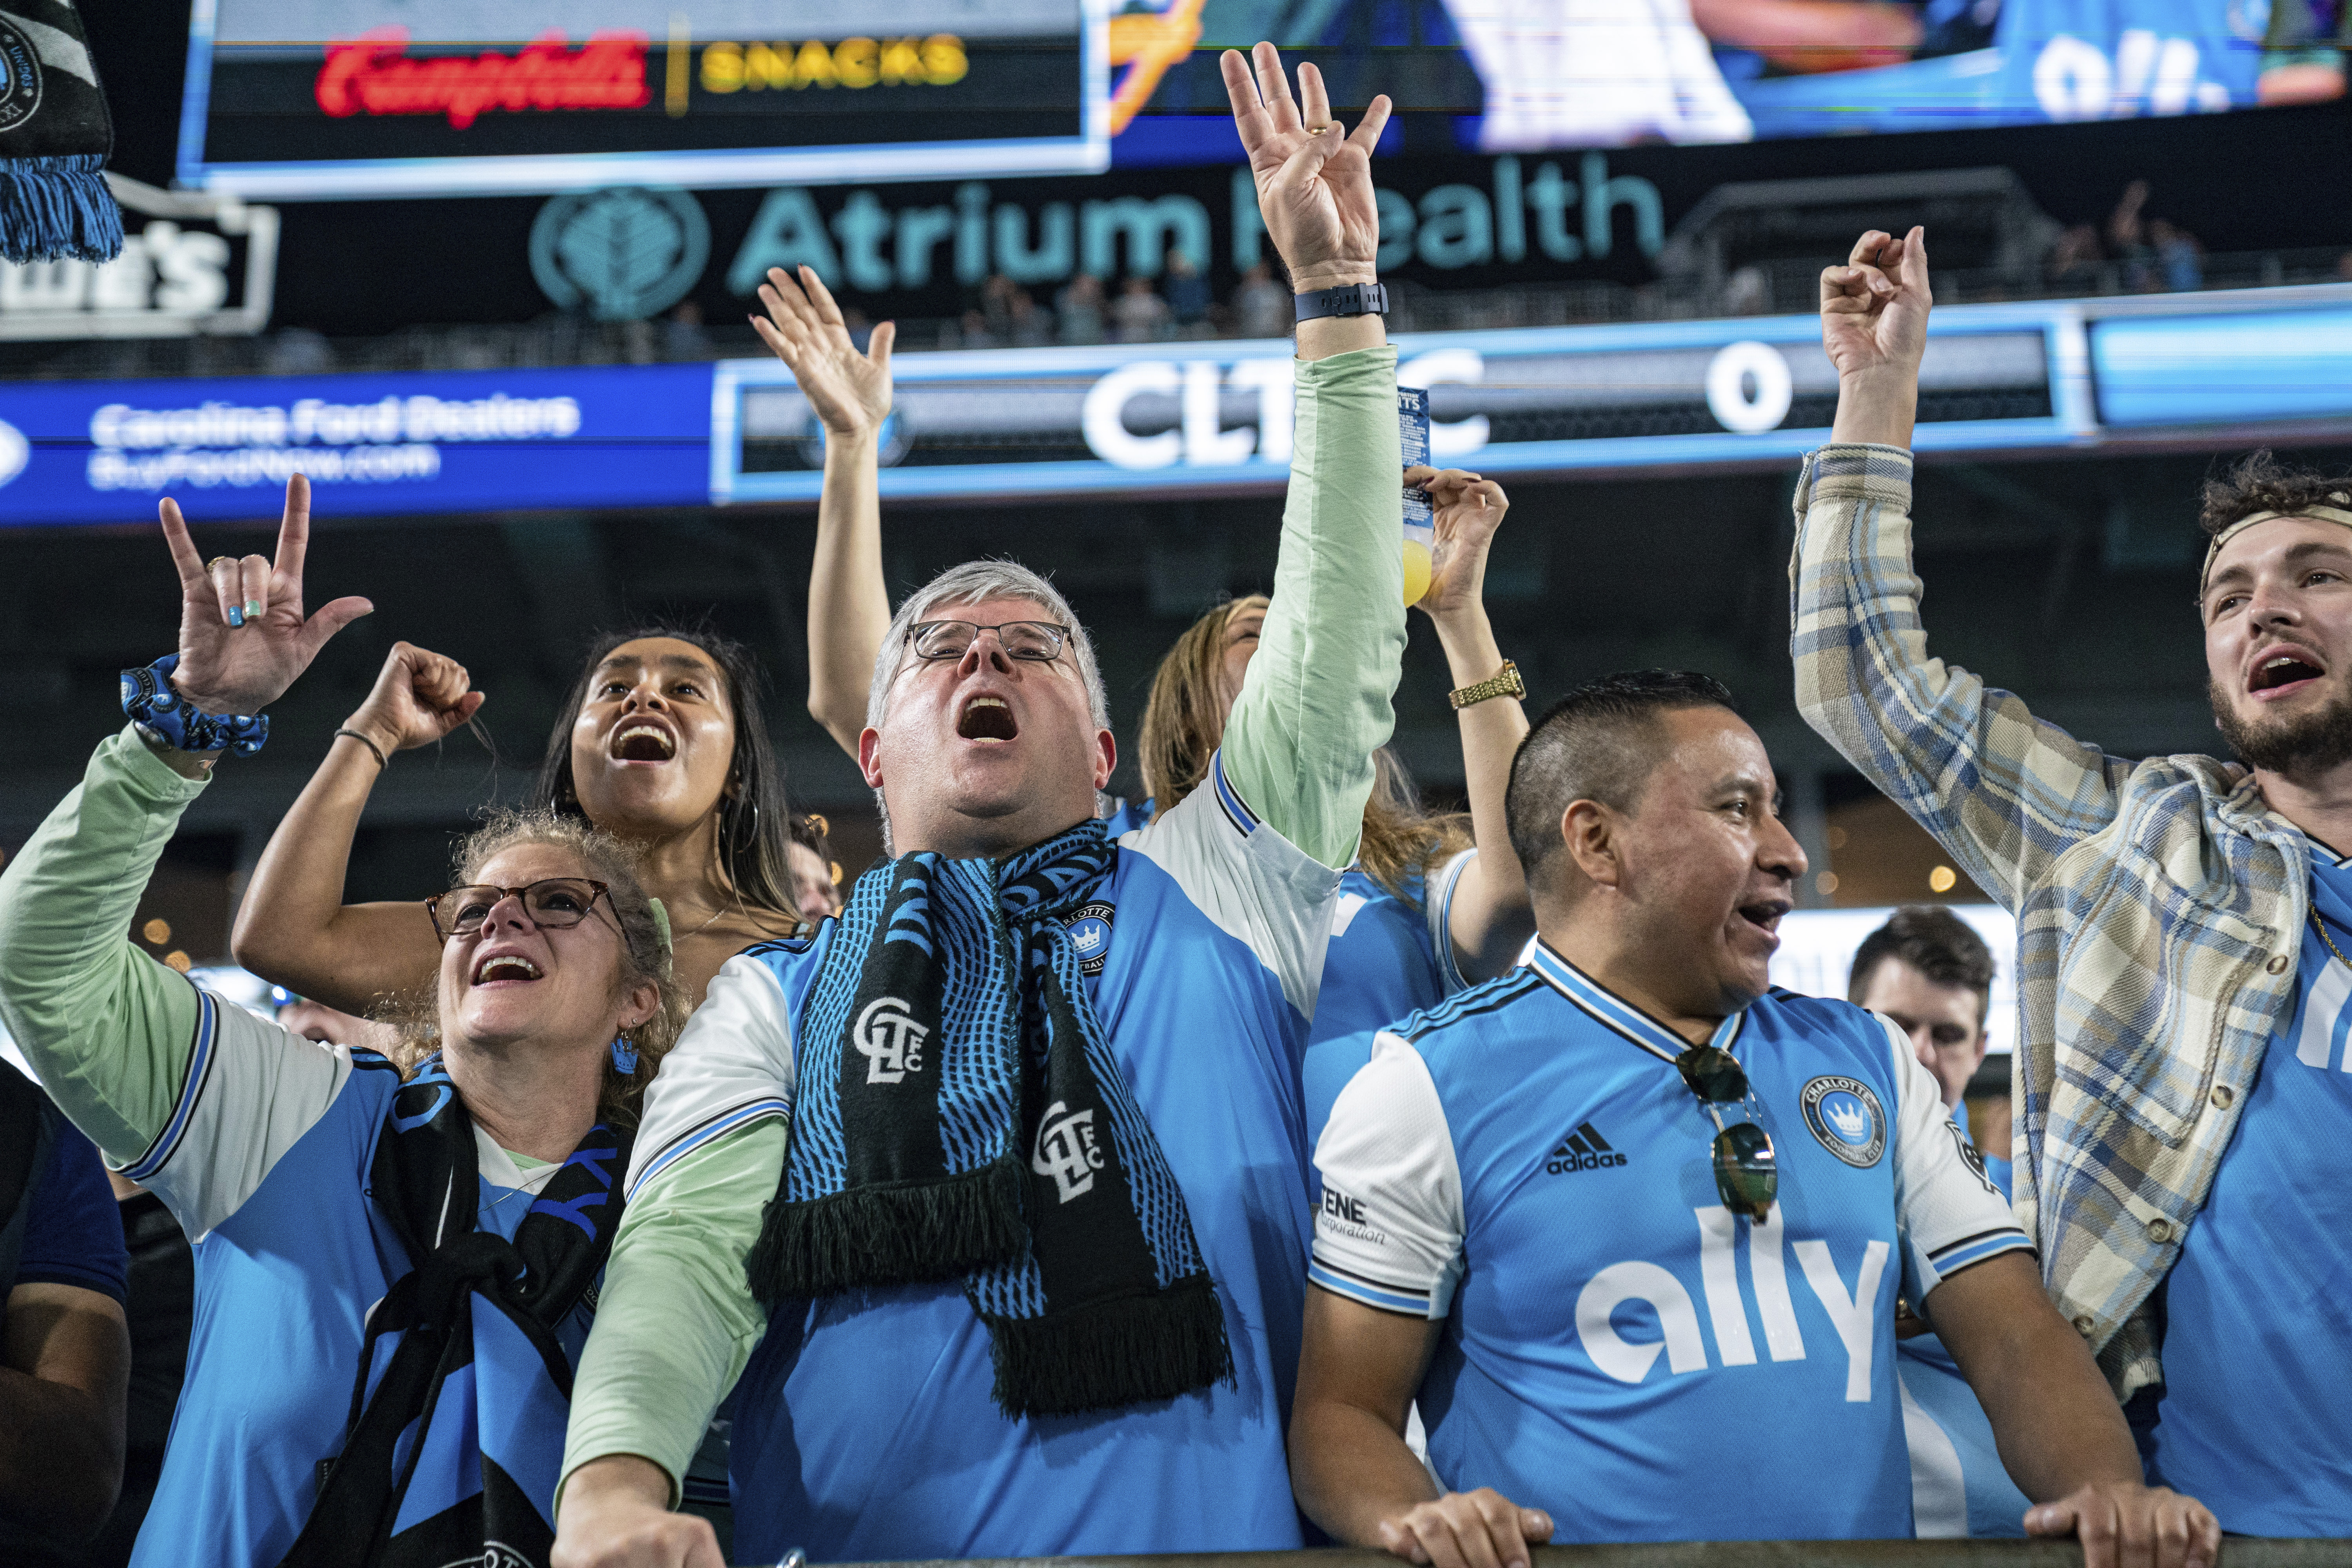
[560,344,1407,1503]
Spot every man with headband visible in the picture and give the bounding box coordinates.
[1795,225,2352,1537]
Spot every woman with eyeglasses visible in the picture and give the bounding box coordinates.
[0,480,687,1568]
[771,259,1535,1146]
[230,617,804,1014]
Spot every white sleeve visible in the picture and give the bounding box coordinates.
[1879,1013,2032,1302]
[1124,748,1345,1022]
[116,987,354,1240]
[1309,1033,1465,1318]
[626,952,795,1200]
[1424,847,1478,995]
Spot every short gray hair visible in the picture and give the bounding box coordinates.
[865,559,1113,847]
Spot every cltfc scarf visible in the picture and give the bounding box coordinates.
[745,818,1232,1418]
[279,1056,630,1568]
[0,2,123,263]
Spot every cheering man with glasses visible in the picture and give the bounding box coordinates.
[555,41,1407,1568]
[1293,672,2217,1567]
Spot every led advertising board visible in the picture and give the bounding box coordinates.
[177,0,1108,198]
[0,365,713,525]
[6,286,2351,527]
[1106,0,2288,164]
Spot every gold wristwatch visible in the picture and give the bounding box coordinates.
[1449,659,1525,710]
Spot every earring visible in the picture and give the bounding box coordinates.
[611,1036,639,1073]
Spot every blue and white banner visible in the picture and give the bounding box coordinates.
[0,364,713,526]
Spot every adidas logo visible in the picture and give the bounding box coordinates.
[1546,1121,1627,1175]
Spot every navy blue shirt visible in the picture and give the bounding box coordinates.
[16,1093,129,1306]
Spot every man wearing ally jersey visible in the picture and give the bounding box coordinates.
[552,42,1405,1568]
[1292,673,2218,1568]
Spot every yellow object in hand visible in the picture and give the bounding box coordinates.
[1402,536,1433,608]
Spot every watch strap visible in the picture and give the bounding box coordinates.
[1294,283,1390,322]
[1448,659,1526,711]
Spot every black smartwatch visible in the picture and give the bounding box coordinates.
[1294,283,1389,322]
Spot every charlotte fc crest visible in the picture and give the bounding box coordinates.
[1062,900,1115,976]
[1800,1075,1887,1168]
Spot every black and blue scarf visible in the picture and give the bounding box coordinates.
[278,1055,629,1568]
[0,2,122,263]
[746,819,1232,1418]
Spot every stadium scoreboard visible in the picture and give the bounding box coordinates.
[178,0,1109,198]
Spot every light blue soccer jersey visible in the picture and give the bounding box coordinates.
[1311,940,2030,1543]
[1303,855,1476,1155]
[1989,0,2264,120]
[116,991,589,1568]
[630,752,1339,1562]
[2146,840,2352,1535]
[1896,1116,2029,1539]
[1100,797,1473,1154]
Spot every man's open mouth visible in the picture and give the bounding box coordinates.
[1737,900,1791,937]
[958,695,1018,742]
[472,954,542,985]
[2251,651,2327,698]
[610,721,677,762]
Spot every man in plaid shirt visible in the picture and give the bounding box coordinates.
[1795,226,2352,1536]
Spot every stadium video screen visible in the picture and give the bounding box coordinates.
[1115,0,2295,149]
[178,0,1106,197]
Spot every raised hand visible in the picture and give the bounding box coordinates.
[1221,42,1390,293]
[1820,225,1931,383]
[1411,466,1510,625]
[751,265,895,437]
[342,642,485,759]
[157,477,373,719]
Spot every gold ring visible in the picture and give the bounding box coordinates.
[207,556,236,573]
[1305,124,1331,136]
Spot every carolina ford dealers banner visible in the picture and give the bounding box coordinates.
[0,364,713,524]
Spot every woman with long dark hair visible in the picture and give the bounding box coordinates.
[232,623,803,1011]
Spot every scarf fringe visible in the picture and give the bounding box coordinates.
[747,1154,1027,1302]
[0,155,123,264]
[983,1272,1234,1419]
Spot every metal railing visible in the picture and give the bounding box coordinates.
[784,1543,2346,1568]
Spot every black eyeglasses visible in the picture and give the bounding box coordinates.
[426,878,620,946]
[907,619,1070,664]
[1677,1044,1777,1220]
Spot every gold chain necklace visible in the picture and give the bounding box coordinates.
[2312,907,2350,971]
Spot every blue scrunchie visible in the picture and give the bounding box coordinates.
[119,655,269,757]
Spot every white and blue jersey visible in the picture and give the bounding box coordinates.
[1896,1120,2030,1538]
[114,992,586,1568]
[1311,940,2030,1543]
[1304,854,1477,1153]
[631,751,1342,1561]
[1099,795,1476,1152]
[2145,838,2352,1535]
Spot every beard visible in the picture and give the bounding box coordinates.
[2210,675,2352,774]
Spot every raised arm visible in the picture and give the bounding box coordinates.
[1412,468,1532,979]
[1794,227,2134,909]
[229,641,483,1013]
[0,479,370,1160]
[751,266,897,758]
[1216,43,1405,869]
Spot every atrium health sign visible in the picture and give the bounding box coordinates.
[0,364,712,525]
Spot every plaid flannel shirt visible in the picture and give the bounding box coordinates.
[1790,443,2307,1399]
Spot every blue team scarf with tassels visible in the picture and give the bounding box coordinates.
[0,2,123,263]
[277,1055,628,1568]
[745,818,1232,1418]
